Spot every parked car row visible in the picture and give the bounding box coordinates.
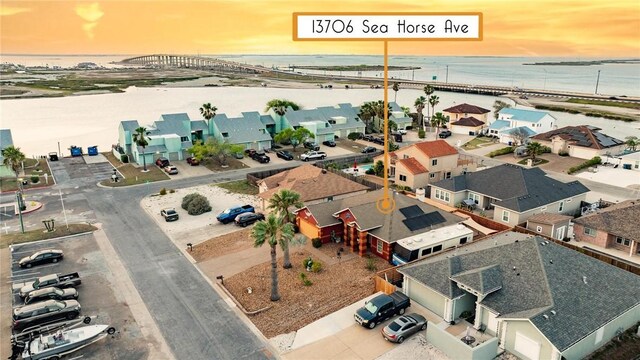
[245,149,270,163]
[155,157,180,175]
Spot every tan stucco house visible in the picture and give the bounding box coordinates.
[573,199,640,258]
[525,213,573,240]
[375,140,476,191]
[429,164,589,226]
[399,233,640,360]
[530,125,625,160]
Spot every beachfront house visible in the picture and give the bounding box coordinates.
[573,199,640,258]
[399,234,640,360]
[530,125,625,160]
[374,140,476,191]
[277,103,367,143]
[0,129,15,177]
[118,113,210,165]
[429,164,589,227]
[442,103,490,135]
[488,108,556,145]
[211,112,273,151]
[295,190,467,261]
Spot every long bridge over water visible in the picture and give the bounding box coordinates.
[119,54,639,104]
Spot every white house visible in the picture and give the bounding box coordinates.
[488,108,556,145]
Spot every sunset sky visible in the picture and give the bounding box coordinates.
[1,0,639,56]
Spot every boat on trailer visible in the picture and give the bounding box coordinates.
[12,324,115,360]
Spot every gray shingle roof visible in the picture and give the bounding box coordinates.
[574,200,640,240]
[400,235,640,351]
[151,113,191,138]
[120,120,140,133]
[431,164,589,212]
[213,113,272,145]
[190,120,208,132]
[450,264,502,296]
[303,190,464,243]
[284,103,364,131]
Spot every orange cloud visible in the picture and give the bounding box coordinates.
[1,0,638,56]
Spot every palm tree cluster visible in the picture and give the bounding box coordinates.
[414,85,440,132]
[252,189,303,301]
[265,99,301,116]
[359,100,392,133]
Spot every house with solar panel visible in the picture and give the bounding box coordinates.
[487,108,556,145]
[530,125,625,160]
[398,232,640,360]
[294,190,471,263]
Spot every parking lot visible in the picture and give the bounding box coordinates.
[8,234,149,359]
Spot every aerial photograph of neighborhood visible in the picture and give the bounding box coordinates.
[1,1,639,359]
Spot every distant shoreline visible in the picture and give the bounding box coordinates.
[290,65,420,71]
[524,59,640,66]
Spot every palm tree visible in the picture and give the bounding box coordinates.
[132,127,151,171]
[252,214,294,301]
[199,103,217,122]
[625,136,638,151]
[1,145,25,179]
[265,99,301,116]
[526,141,544,162]
[428,95,440,131]
[430,112,448,136]
[358,102,376,133]
[423,85,434,120]
[268,189,303,269]
[392,82,400,103]
[414,96,427,131]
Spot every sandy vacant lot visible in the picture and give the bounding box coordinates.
[141,184,261,247]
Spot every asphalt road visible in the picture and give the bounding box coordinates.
[13,159,280,360]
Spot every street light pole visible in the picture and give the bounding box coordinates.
[59,189,69,230]
[594,70,601,94]
[16,192,24,234]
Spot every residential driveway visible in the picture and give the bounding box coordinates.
[141,184,261,248]
[574,165,640,189]
[280,293,446,360]
[169,161,213,178]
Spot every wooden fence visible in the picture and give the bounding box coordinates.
[513,226,640,276]
[455,208,512,232]
[319,166,383,190]
[374,267,404,294]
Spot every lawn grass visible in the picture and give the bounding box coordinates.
[0,159,54,193]
[566,98,640,110]
[100,152,169,187]
[517,158,549,166]
[462,136,495,150]
[215,180,259,195]
[1,223,97,248]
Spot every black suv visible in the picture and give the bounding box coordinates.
[155,157,170,168]
[13,299,81,331]
[251,151,270,163]
[303,142,320,151]
[438,130,452,138]
[235,212,265,227]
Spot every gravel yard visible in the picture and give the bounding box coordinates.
[224,249,392,338]
[190,228,254,262]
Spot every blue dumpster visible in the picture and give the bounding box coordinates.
[87,146,98,156]
[70,146,83,157]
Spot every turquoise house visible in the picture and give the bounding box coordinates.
[0,129,16,177]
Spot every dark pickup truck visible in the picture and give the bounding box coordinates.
[354,292,410,329]
[216,205,255,224]
[17,273,82,298]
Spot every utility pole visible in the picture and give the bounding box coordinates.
[59,189,69,230]
[445,65,449,83]
[594,70,601,94]
[16,192,24,233]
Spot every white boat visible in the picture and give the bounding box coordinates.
[18,324,115,360]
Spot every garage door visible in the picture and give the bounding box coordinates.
[407,281,446,318]
[514,331,541,360]
[299,218,319,239]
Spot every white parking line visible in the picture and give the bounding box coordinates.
[12,263,59,271]
[11,272,40,278]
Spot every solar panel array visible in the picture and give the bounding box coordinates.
[399,205,424,219]
[402,211,447,231]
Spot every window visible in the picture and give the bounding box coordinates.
[435,189,450,202]
[469,193,480,204]
[616,237,631,246]
[399,174,407,181]
[421,248,432,256]
[403,154,409,159]
[429,173,436,179]
[445,172,452,179]
[327,196,334,202]
[459,237,467,245]
[432,159,438,166]
[558,201,565,212]
[180,136,189,142]
[584,227,596,236]
[536,226,543,233]
[221,132,229,138]
[433,245,443,252]
[376,239,383,253]
[502,210,510,223]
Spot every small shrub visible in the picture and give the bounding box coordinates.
[120,154,129,163]
[347,132,361,141]
[299,273,313,286]
[365,256,377,272]
[311,261,323,273]
[159,188,167,196]
[567,156,602,174]
[30,175,39,183]
[558,151,569,157]
[186,194,212,215]
[169,189,176,193]
[312,237,322,248]
[488,146,514,158]
[541,145,552,153]
[418,129,426,139]
[365,168,375,175]
[303,256,314,269]
[181,193,200,210]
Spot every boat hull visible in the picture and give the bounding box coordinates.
[22,325,109,360]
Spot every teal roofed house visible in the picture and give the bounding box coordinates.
[487,108,557,145]
[0,129,16,177]
[280,103,366,143]
[118,113,212,165]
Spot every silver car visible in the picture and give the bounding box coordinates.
[24,287,78,305]
[381,313,427,343]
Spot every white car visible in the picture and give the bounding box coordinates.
[397,129,407,135]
